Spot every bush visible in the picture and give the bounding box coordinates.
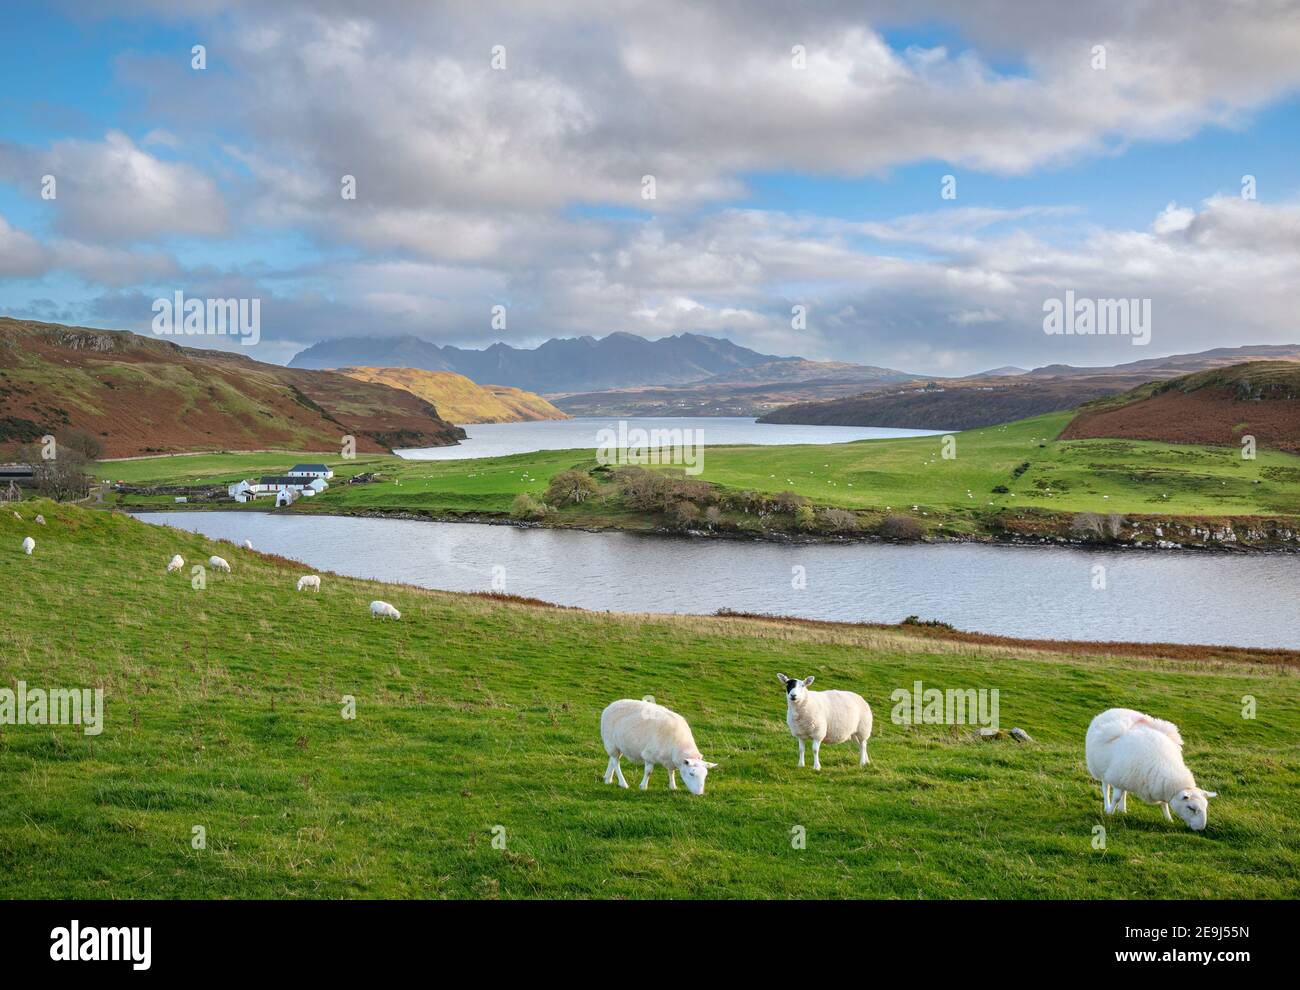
[704,505,723,529]
[544,469,599,506]
[991,484,1009,494]
[793,504,817,530]
[668,500,701,529]
[509,493,548,520]
[901,615,956,630]
[819,508,859,532]
[877,514,925,541]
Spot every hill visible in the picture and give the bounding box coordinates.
[0,318,465,457]
[338,367,568,424]
[1025,343,1300,379]
[289,331,792,393]
[757,375,1142,430]
[2,500,1297,898]
[1061,361,1300,453]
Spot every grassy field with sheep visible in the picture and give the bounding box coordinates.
[1,501,1298,899]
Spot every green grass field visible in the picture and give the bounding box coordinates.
[1,501,1298,898]
[104,413,1300,534]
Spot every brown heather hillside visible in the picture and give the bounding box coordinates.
[1061,361,1300,453]
[339,366,568,424]
[0,318,465,457]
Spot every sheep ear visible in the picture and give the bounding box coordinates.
[776,673,789,684]
[803,676,815,687]
[704,762,718,769]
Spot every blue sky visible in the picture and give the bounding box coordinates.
[2,1,1299,373]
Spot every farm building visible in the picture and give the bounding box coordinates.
[288,463,334,480]
[227,475,328,503]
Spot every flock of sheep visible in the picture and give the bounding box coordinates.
[15,512,1218,830]
[161,548,400,618]
[602,679,1219,830]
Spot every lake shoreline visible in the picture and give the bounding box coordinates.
[122,501,1300,554]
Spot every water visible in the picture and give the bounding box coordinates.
[397,416,943,460]
[136,512,1300,648]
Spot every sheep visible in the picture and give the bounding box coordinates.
[22,536,35,555]
[369,600,400,620]
[1085,707,1217,830]
[208,555,231,573]
[167,554,185,573]
[778,673,873,770]
[297,575,321,593]
[242,540,253,550]
[601,699,717,794]
[35,514,45,525]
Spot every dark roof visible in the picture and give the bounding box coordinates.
[289,463,330,472]
[259,476,306,485]
[0,464,35,478]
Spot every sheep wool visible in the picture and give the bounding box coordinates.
[1085,707,1217,830]
[600,699,717,795]
[779,673,873,770]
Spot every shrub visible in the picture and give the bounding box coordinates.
[877,514,925,541]
[991,484,1009,494]
[668,500,701,529]
[704,505,723,529]
[510,493,548,520]
[793,504,817,530]
[544,469,599,506]
[819,507,859,532]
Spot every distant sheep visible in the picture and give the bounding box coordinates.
[167,554,185,573]
[370,600,400,620]
[208,555,231,573]
[12,511,20,520]
[600,698,717,794]
[35,514,45,525]
[1085,707,1217,831]
[297,575,321,592]
[21,536,34,555]
[778,673,873,770]
[242,540,253,550]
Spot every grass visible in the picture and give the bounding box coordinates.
[1,500,1298,899]
[103,413,1300,537]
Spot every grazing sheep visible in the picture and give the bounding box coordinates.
[21,536,35,555]
[600,698,717,794]
[35,514,45,525]
[369,600,400,620]
[1085,707,1217,830]
[242,540,253,550]
[778,673,873,770]
[208,555,231,573]
[297,575,321,592]
[167,554,185,573]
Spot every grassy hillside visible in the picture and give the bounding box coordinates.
[0,318,465,456]
[339,367,569,424]
[106,412,1300,540]
[1,501,1297,899]
[1062,361,1300,453]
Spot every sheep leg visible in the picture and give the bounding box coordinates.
[1118,790,1128,813]
[639,763,653,790]
[614,759,628,789]
[1103,783,1115,814]
[859,737,870,766]
[811,737,822,771]
[1162,802,1173,822]
[797,739,805,768]
[604,755,618,785]
[668,769,678,790]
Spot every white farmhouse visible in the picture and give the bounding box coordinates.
[288,463,334,480]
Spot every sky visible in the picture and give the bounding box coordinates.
[1,0,1299,374]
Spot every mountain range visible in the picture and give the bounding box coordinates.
[289,331,920,395]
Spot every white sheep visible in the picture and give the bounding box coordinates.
[35,514,45,525]
[297,575,321,592]
[22,536,35,555]
[208,555,231,573]
[242,540,253,550]
[600,698,717,794]
[167,554,185,573]
[1085,707,1217,830]
[778,673,873,770]
[369,600,400,620]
